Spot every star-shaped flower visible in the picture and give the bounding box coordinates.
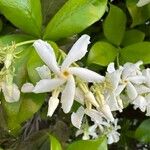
[32,35,105,113]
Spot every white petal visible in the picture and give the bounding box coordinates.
[71,106,85,129]
[70,67,105,83]
[133,95,147,112]
[126,82,138,100]
[142,68,150,87]
[61,75,75,113]
[2,83,20,103]
[88,124,98,138]
[146,105,150,116]
[106,93,121,112]
[85,109,104,124]
[47,97,59,117]
[33,40,60,74]
[107,63,115,73]
[36,65,51,79]
[127,75,145,85]
[75,87,84,105]
[21,83,34,93]
[61,34,90,69]
[137,0,150,7]
[115,84,126,96]
[135,85,150,94]
[33,78,65,93]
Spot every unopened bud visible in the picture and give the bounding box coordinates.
[4,54,13,69]
[47,97,59,117]
[85,92,99,108]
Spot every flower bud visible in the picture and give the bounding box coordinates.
[4,54,13,69]
[85,92,99,108]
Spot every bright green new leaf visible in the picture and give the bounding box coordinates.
[120,42,150,64]
[43,0,107,41]
[121,29,145,47]
[67,136,107,150]
[103,4,127,46]
[49,135,62,150]
[87,41,118,66]
[0,0,42,37]
[126,0,150,27]
[135,119,150,143]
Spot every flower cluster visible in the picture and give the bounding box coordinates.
[2,34,149,144]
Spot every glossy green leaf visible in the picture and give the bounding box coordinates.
[67,136,107,150]
[120,42,150,64]
[126,0,150,27]
[41,0,68,25]
[135,119,150,143]
[49,135,62,150]
[87,41,118,66]
[0,0,42,37]
[121,29,145,46]
[43,0,107,40]
[103,4,126,46]
[2,93,45,134]
[27,41,59,84]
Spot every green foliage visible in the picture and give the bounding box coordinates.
[0,0,42,37]
[16,130,62,150]
[67,136,107,150]
[44,0,107,40]
[103,4,127,46]
[120,42,150,64]
[126,0,150,27]
[121,29,145,46]
[135,119,150,143]
[87,41,118,66]
[2,93,45,134]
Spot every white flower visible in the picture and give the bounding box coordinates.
[121,61,145,100]
[105,63,124,112]
[32,35,105,113]
[1,82,20,103]
[76,124,98,140]
[106,119,121,144]
[137,0,150,7]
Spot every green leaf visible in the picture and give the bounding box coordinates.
[103,4,126,46]
[41,0,68,25]
[87,41,118,66]
[0,19,2,32]
[67,136,107,150]
[121,29,145,46]
[126,0,150,27]
[27,41,59,84]
[16,130,62,150]
[2,93,45,134]
[135,119,150,143]
[43,0,107,41]
[0,0,42,37]
[120,42,150,64]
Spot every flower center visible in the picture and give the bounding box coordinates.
[60,70,71,79]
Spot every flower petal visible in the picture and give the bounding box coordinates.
[127,75,145,85]
[137,0,150,7]
[71,106,85,129]
[33,78,65,93]
[2,82,20,103]
[21,83,34,93]
[135,85,150,94]
[61,75,75,113]
[133,95,147,112]
[107,63,115,73]
[47,97,59,117]
[126,82,138,100]
[36,65,51,79]
[33,40,60,74]
[70,67,105,83]
[75,87,84,105]
[61,34,90,70]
